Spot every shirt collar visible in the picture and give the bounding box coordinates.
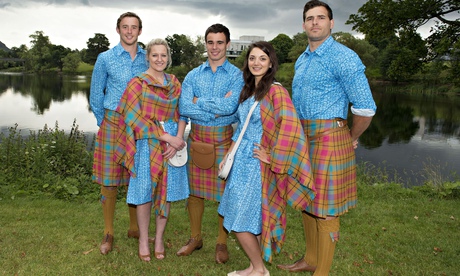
[200,59,231,73]
[304,35,334,57]
[114,42,145,56]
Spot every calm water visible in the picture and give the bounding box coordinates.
[1,73,459,186]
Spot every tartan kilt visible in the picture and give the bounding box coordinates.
[301,119,357,218]
[187,124,233,202]
[92,110,130,186]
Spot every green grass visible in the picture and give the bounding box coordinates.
[1,183,459,275]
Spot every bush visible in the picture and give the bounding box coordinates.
[0,120,97,200]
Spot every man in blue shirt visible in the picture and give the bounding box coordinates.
[277,1,376,274]
[178,23,244,264]
[89,11,148,255]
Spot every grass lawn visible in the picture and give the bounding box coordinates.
[1,183,459,275]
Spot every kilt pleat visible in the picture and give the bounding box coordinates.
[301,119,357,218]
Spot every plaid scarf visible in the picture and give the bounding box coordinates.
[114,73,181,215]
[259,84,316,262]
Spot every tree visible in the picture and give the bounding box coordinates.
[84,33,110,65]
[269,34,294,64]
[29,31,53,72]
[62,52,81,74]
[288,32,308,62]
[347,0,459,60]
[50,45,71,71]
[166,34,204,69]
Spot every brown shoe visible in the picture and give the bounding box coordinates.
[276,257,316,272]
[176,237,203,256]
[215,243,229,264]
[127,230,155,244]
[100,234,113,255]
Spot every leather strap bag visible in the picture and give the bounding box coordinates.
[218,100,259,180]
[190,141,215,169]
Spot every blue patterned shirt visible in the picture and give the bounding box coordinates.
[90,43,148,126]
[179,59,244,126]
[292,36,376,120]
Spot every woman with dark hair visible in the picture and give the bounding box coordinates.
[218,41,316,276]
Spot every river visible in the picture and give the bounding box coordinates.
[0,73,459,186]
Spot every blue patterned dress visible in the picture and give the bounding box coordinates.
[218,97,263,234]
[126,118,189,205]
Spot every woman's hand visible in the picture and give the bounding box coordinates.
[163,144,177,159]
[219,154,228,171]
[253,143,270,164]
[167,136,186,151]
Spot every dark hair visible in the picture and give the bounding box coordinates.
[205,24,231,43]
[239,41,278,103]
[303,0,333,21]
[117,12,143,30]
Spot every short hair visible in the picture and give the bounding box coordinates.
[117,12,143,30]
[240,41,279,103]
[205,24,231,43]
[146,38,172,68]
[303,0,333,21]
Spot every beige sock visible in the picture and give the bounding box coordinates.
[314,217,340,276]
[216,214,228,244]
[187,195,204,240]
[302,212,318,266]
[101,186,117,235]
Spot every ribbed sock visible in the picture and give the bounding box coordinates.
[187,195,204,240]
[101,186,117,235]
[302,212,318,266]
[314,217,340,276]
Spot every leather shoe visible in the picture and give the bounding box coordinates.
[215,243,229,264]
[176,237,203,256]
[100,234,113,255]
[127,230,155,244]
[276,257,316,272]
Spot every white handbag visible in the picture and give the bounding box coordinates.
[218,100,259,180]
[160,121,188,167]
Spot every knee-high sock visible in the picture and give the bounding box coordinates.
[101,186,118,235]
[187,195,204,240]
[302,212,318,266]
[216,214,228,244]
[128,204,139,232]
[314,217,340,276]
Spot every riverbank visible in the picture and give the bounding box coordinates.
[1,182,459,275]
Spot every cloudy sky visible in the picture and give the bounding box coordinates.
[0,0,374,50]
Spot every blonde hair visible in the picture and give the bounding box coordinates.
[146,38,172,68]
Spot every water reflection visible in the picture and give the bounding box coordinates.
[0,73,459,185]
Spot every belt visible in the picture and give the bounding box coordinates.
[309,119,348,141]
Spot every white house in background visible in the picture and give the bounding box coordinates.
[227,35,265,58]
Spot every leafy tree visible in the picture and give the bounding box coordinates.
[166,34,204,69]
[29,31,53,72]
[62,52,81,74]
[288,32,308,62]
[84,33,110,65]
[269,33,294,64]
[50,45,71,71]
[347,0,459,60]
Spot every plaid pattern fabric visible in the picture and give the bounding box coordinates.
[187,124,233,202]
[301,119,357,218]
[92,110,130,186]
[114,73,182,216]
[259,85,316,262]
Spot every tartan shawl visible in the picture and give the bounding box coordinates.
[259,84,316,262]
[114,73,181,215]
